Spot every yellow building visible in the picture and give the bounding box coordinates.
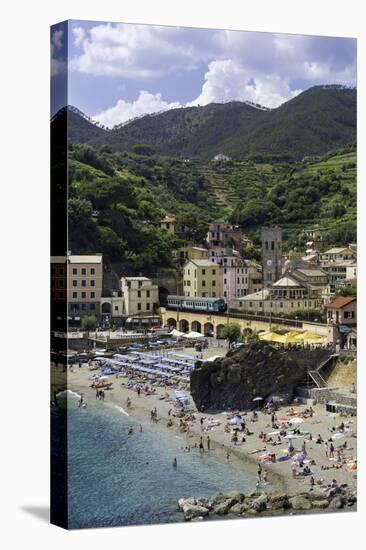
[183,259,221,298]
[178,245,209,265]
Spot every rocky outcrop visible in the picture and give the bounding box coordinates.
[177,486,356,521]
[190,342,330,411]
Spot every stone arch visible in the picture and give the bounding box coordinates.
[179,319,189,333]
[191,320,202,333]
[204,322,214,336]
[101,302,111,314]
[167,318,177,328]
[216,324,226,338]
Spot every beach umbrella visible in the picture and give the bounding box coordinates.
[293,452,306,462]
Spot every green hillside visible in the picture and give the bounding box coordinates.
[67,142,356,271]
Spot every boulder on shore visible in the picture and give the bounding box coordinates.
[183,504,210,521]
[311,499,329,509]
[190,342,331,410]
[289,495,312,510]
[230,502,249,515]
[251,493,268,512]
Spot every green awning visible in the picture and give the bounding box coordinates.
[339,325,352,333]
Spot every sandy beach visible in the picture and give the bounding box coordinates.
[51,345,357,499]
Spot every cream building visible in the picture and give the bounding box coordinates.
[121,277,159,320]
[159,215,176,235]
[183,259,221,298]
[51,254,103,319]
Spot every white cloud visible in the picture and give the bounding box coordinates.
[93,60,301,128]
[73,26,86,48]
[93,90,181,127]
[51,28,66,76]
[81,23,356,127]
[70,23,200,79]
[187,59,301,109]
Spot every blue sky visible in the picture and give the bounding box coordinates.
[51,20,356,127]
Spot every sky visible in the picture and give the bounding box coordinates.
[51,20,357,128]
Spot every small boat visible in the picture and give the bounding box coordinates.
[90,375,113,389]
[88,364,100,371]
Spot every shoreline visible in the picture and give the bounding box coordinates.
[52,352,357,501]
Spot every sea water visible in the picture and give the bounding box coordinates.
[52,400,256,529]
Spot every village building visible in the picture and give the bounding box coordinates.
[320,246,357,293]
[262,227,282,286]
[211,255,262,301]
[212,153,231,162]
[177,244,209,266]
[159,215,176,235]
[325,296,357,349]
[120,277,160,327]
[51,254,103,323]
[183,259,221,298]
[207,222,243,250]
[100,294,125,323]
[231,266,328,316]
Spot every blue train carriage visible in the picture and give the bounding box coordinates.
[167,295,227,313]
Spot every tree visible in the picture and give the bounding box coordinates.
[336,284,357,297]
[222,323,241,347]
[81,314,98,350]
[133,144,155,156]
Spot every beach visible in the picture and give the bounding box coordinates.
[52,344,357,507]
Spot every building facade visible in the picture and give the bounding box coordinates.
[159,215,176,235]
[121,277,159,318]
[183,259,221,298]
[320,248,357,293]
[207,222,242,249]
[211,255,262,301]
[325,296,357,348]
[51,254,103,321]
[261,227,282,287]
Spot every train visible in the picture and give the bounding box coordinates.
[166,295,227,313]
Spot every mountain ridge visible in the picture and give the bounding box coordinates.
[59,85,356,161]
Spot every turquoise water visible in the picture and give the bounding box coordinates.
[53,400,256,529]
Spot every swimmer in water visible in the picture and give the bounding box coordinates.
[173,457,177,468]
[128,426,133,435]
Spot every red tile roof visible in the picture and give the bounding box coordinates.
[325,296,356,309]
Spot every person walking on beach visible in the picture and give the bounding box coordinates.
[324,441,329,458]
[329,443,335,459]
[78,393,84,408]
[101,390,105,402]
[310,475,315,491]
[140,424,143,433]
[263,469,268,483]
[301,441,307,455]
[173,458,177,468]
[199,437,204,453]
[226,450,230,461]
[207,436,210,451]
[257,463,262,482]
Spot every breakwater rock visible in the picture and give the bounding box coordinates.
[190,342,330,410]
[177,486,356,521]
